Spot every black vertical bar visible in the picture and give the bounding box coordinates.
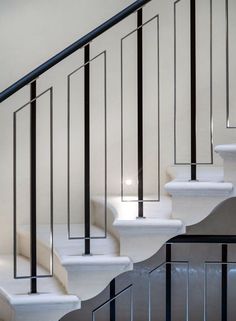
[166,244,171,321]
[110,279,116,321]
[13,112,17,278]
[50,88,54,275]
[190,0,197,180]
[84,44,91,255]
[137,8,144,218]
[30,80,37,293]
[226,0,229,128]
[222,244,228,321]
[67,75,71,238]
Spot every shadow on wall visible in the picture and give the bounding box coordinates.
[60,197,236,321]
[187,196,236,235]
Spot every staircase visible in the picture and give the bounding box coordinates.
[0,0,235,320]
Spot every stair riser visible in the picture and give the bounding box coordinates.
[223,159,236,194]
[171,196,230,225]
[9,304,78,321]
[118,232,185,262]
[215,145,236,194]
[65,267,132,300]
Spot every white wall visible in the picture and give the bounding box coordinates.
[0,0,235,253]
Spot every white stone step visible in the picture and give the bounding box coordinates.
[165,180,233,225]
[94,195,172,232]
[113,218,184,262]
[166,165,224,181]
[215,144,236,195]
[93,196,183,263]
[61,255,132,300]
[166,181,233,196]
[215,144,236,157]
[17,224,132,300]
[0,255,80,321]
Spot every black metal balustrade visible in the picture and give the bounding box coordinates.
[0,0,233,308]
[67,50,107,247]
[121,12,160,218]
[174,0,213,177]
[190,0,197,180]
[13,86,54,291]
[0,0,153,294]
[137,8,144,217]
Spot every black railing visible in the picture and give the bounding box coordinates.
[1,0,228,299]
[30,80,37,293]
[13,86,54,285]
[174,0,214,177]
[84,44,91,255]
[121,13,160,217]
[1,0,153,294]
[137,8,144,218]
[67,50,107,243]
[190,0,197,181]
[0,0,151,103]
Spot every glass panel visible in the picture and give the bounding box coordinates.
[149,262,189,321]
[93,286,133,321]
[204,263,222,321]
[228,263,236,320]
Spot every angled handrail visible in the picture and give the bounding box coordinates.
[0,0,151,103]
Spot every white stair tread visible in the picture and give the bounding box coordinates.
[166,165,224,182]
[18,224,119,256]
[105,195,172,220]
[215,144,236,153]
[0,255,79,304]
[61,255,132,268]
[215,144,236,154]
[165,180,233,196]
[0,289,79,306]
[113,218,183,234]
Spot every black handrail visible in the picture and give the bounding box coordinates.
[0,0,151,103]
[168,234,236,244]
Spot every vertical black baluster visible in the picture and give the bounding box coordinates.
[166,244,172,321]
[137,8,145,218]
[110,279,116,321]
[226,0,229,128]
[30,80,37,293]
[84,44,91,255]
[222,244,228,321]
[190,0,197,180]
[13,112,17,279]
[50,88,54,275]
